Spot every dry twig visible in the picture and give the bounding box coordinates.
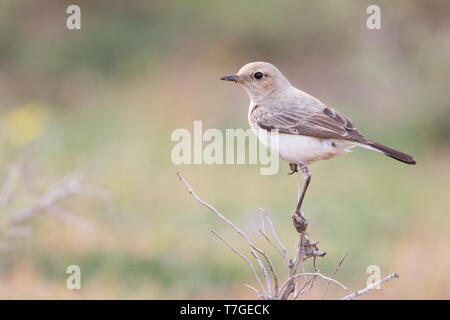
[211,230,267,296]
[177,172,338,300]
[177,172,274,298]
[177,171,398,300]
[341,272,399,300]
[321,252,349,299]
[0,169,110,240]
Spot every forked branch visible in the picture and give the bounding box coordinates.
[177,172,338,300]
[176,172,399,300]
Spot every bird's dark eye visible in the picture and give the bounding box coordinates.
[254,72,263,79]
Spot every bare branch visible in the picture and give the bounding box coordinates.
[303,272,319,300]
[177,172,273,297]
[293,281,299,299]
[249,251,273,297]
[7,176,82,225]
[176,173,250,244]
[296,275,316,299]
[322,252,349,299]
[341,272,399,300]
[0,162,19,207]
[244,284,261,299]
[250,244,279,297]
[259,209,288,263]
[47,205,95,233]
[280,272,347,293]
[178,171,398,300]
[211,230,267,297]
[0,172,109,242]
[259,230,289,265]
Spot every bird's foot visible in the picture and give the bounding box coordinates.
[292,210,308,233]
[288,164,298,175]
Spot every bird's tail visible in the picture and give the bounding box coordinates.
[365,140,416,165]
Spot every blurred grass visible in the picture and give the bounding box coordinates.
[0,0,449,299]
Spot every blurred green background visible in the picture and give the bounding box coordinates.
[0,0,449,299]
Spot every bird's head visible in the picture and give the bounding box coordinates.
[221,62,291,101]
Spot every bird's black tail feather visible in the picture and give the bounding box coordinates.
[368,140,416,165]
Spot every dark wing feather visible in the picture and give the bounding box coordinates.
[251,102,367,143]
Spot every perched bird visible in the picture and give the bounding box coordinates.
[221,62,416,215]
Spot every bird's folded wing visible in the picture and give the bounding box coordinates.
[251,102,368,143]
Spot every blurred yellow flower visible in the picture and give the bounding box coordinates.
[2,103,50,146]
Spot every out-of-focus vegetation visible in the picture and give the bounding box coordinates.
[0,0,449,299]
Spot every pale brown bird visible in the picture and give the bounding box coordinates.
[221,61,416,215]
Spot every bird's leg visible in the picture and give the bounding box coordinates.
[288,163,298,175]
[291,163,311,232]
[295,163,311,214]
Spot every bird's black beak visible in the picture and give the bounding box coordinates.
[220,74,240,82]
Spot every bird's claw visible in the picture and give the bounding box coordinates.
[288,164,298,175]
